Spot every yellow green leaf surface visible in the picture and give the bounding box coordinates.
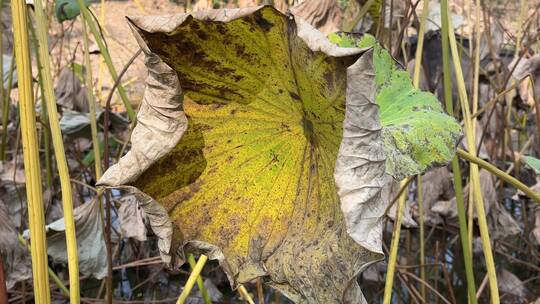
[127,7,375,303]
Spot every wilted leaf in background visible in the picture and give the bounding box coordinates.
[118,194,147,242]
[418,167,455,225]
[99,7,460,303]
[512,55,540,107]
[59,108,128,137]
[497,269,527,301]
[431,169,520,240]
[387,199,417,228]
[523,155,540,176]
[38,198,107,279]
[0,202,31,289]
[290,0,343,34]
[55,67,89,112]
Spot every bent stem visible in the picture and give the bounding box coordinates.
[11,0,51,300]
[177,254,208,304]
[440,0,478,302]
[457,149,540,204]
[31,1,81,302]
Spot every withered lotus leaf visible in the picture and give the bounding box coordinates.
[99,6,460,303]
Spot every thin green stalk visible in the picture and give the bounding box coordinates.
[188,253,212,304]
[440,1,478,302]
[177,255,208,304]
[80,15,109,300]
[74,1,135,120]
[11,0,50,300]
[452,157,478,304]
[411,2,429,298]
[32,0,81,301]
[81,16,102,180]
[457,149,540,204]
[17,234,70,296]
[187,254,211,304]
[445,2,499,302]
[383,178,410,304]
[468,0,483,266]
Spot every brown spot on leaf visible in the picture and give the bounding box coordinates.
[253,11,274,32]
[289,91,301,101]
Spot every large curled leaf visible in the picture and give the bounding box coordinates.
[98,6,459,303]
[329,32,462,179]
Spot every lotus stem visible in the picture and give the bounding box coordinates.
[74,0,135,120]
[11,0,50,299]
[446,3,500,303]
[31,2,82,301]
[177,254,208,304]
[81,14,109,297]
[440,1,478,302]
[80,14,102,180]
[410,2,429,297]
[383,178,410,304]
[187,254,211,304]
[17,234,70,296]
[457,149,540,204]
[238,284,255,304]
